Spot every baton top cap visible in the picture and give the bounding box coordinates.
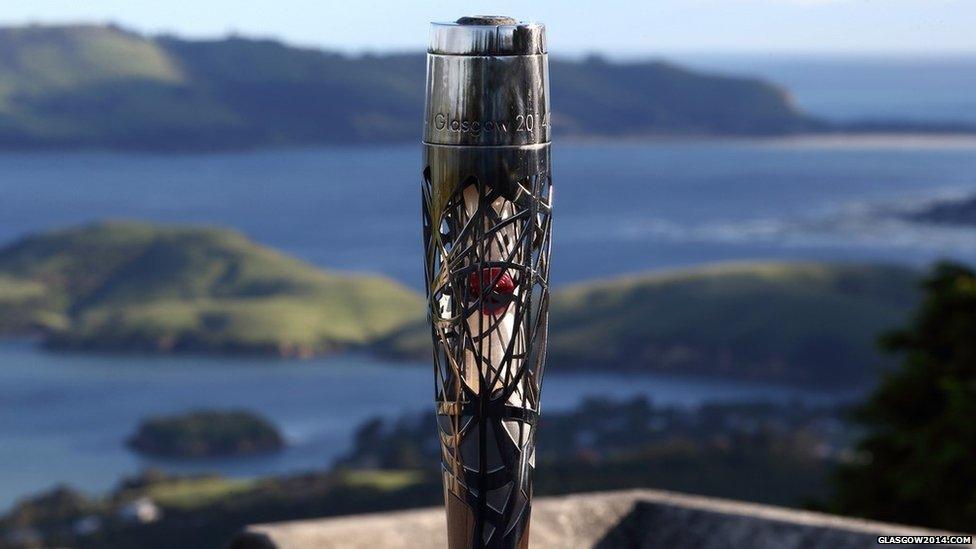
[429,16,546,56]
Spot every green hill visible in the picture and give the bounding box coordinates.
[0,25,242,149]
[127,409,285,458]
[0,222,921,385]
[0,24,820,150]
[0,221,423,356]
[0,24,183,100]
[379,262,920,387]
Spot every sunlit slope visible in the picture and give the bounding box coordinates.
[0,25,182,96]
[549,262,918,385]
[0,24,818,150]
[0,220,922,382]
[377,262,919,386]
[550,58,813,135]
[0,25,240,147]
[0,222,424,356]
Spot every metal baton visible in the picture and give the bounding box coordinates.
[421,15,553,549]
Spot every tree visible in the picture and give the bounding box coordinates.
[831,262,976,531]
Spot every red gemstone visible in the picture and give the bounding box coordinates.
[467,267,515,315]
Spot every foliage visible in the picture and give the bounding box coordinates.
[0,25,817,150]
[335,470,425,492]
[909,194,976,227]
[830,261,976,531]
[549,262,918,386]
[336,396,848,506]
[126,410,285,458]
[551,56,818,136]
[0,397,849,548]
[0,221,424,356]
[0,221,921,388]
[141,478,258,510]
[379,262,920,386]
[0,485,99,530]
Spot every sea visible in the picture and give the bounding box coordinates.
[0,56,974,510]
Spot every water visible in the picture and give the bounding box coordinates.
[2,118,976,509]
[1,140,975,290]
[672,54,976,124]
[0,340,851,510]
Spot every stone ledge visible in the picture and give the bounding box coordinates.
[228,488,972,549]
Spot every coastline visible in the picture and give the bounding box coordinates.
[557,131,976,149]
[750,132,976,150]
[0,132,974,156]
[0,340,856,512]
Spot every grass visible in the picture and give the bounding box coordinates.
[0,221,424,355]
[0,25,183,96]
[0,274,65,332]
[336,469,426,492]
[122,470,424,512]
[379,261,921,386]
[0,25,188,137]
[0,220,924,385]
[548,261,919,385]
[0,274,47,301]
[144,477,258,510]
[0,23,816,150]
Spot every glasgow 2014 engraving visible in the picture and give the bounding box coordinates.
[433,112,549,136]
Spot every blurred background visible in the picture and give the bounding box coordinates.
[0,1,974,547]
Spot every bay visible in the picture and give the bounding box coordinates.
[0,139,975,290]
[2,136,976,509]
[0,340,853,510]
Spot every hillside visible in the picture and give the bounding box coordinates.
[0,24,819,150]
[127,410,285,458]
[907,193,976,226]
[379,262,920,387]
[0,398,847,548]
[0,221,423,356]
[0,222,921,385]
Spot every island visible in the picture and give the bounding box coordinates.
[376,262,919,387]
[0,24,824,152]
[906,194,976,226]
[0,221,921,386]
[3,397,852,548]
[0,221,424,357]
[127,410,285,458]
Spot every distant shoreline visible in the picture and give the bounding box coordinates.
[1,24,973,156]
[748,132,976,150]
[0,132,975,156]
[0,222,920,387]
[558,131,976,149]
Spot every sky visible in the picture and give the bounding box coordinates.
[0,0,973,55]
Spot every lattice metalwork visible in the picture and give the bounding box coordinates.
[422,168,552,548]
